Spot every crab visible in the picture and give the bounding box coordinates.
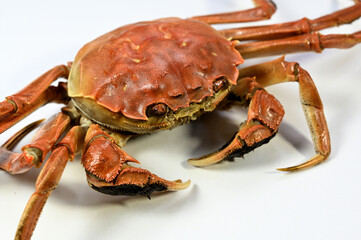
[0,0,360,239]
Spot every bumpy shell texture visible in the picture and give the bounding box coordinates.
[68,18,243,120]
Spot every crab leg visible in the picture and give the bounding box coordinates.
[82,125,190,197]
[0,65,69,134]
[190,0,276,24]
[0,112,71,174]
[220,1,361,40]
[237,57,331,171]
[236,30,361,58]
[189,56,331,171]
[15,126,85,240]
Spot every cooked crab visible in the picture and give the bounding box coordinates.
[1,0,361,239]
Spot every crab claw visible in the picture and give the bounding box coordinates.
[187,133,243,167]
[83,124,190,197]
[86,164,191,197]
[188,120,276,167]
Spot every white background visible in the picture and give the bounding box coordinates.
[0,0,360,239]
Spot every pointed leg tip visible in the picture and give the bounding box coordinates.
[277,154,328,172]
[277,164,314,172]
[168,179,191,191]
[276,167,299,172]
[187,158,203,167]
[277,163,312,172]
[187,157,215,167]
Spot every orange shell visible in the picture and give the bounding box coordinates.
[68,18,244,120]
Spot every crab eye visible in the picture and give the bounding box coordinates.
[213,77,228,92]
[146,103,168,117]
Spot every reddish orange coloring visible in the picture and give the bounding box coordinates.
[68,18,243,120]
[1,1,360,238]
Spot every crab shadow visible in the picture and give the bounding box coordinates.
[50,177,198,209]
[278,122,313,156]
[6,107,314,208]
[188,110,241,157]
[185,108,314,171]
[6,156,197,208]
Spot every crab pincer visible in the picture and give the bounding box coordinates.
[82,125,190,197]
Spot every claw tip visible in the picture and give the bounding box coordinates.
[276,167,294,172]
[168,179,191,191]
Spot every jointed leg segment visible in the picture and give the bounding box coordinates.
[0,113,71,174]
[232,1,361,58]
[0,65,69,134]
[241,57,330,171]
[15,126,85,240]
[190,0,276,24]
[236,31,361,58]
[221,2,361,40]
